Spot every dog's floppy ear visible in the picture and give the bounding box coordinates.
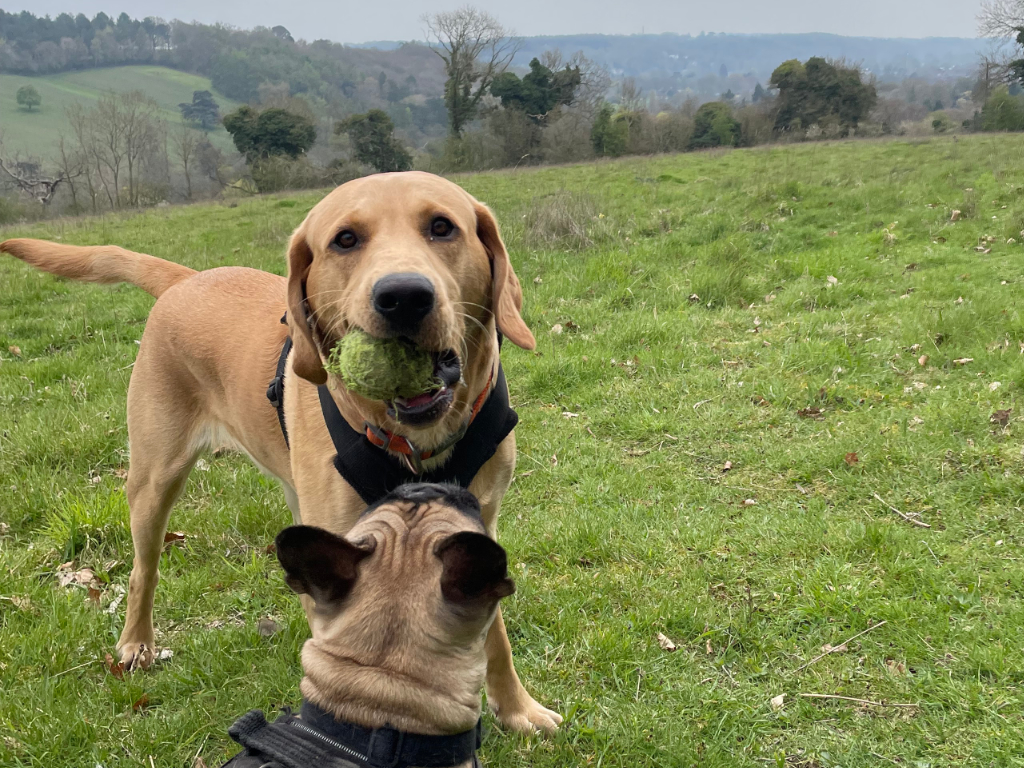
[276,526,374,606]
[285,226,328,385]
[474,203,536,350]
[435,531,515,605]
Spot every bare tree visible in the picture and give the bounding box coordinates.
[120,91,162,207]
[171,120,201,200]
[980,0,1024,38]
[619,78,646,113]
[0,157,69,206]
[54,134,85,210]
[539,49,611,120]
[423,7,521,136]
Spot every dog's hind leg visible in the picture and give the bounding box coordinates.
[116,362,203,670]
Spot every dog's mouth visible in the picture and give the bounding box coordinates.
[387,348,461,427]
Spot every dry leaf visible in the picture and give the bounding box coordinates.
[564,320,580,332]
[163,531,186,545]
[532,276,542,284]
[826,275,839,286]
[953,357,973,366]
[950,210,962,221]
[742,498,757,506]
[264,543,277,555]
[656,632,677,652]
[8,345,21,357]
[751,395,770,407]
[989,381,1002,392]
[87,585,102,605]
[58,567,98,589]
[770,693,786,711]
[688,293,701,302]
[131,694,150,713]
[193,759,209,768]
[194,458,210,472]
[156,648,174,662]
[550,323,563,334]
[257,618,280,637]
[918,355,929,366]
[104,653,125,680]
[990,409,1012,427]
[706,637,713,655]
[844,452,859,466]
[722,461,733,472]
[955,296,965,305]
[885,659,906,676]
[797,406,823,419]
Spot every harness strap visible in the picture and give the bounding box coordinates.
[225,705,482,768]
[267,335,293,448]
[318,365,518,505]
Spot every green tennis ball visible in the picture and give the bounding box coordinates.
[325,328,437,401]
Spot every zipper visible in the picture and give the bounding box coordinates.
[286,718,371,764]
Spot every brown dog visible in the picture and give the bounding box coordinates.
[225,483,513,768]
[0,171,560,733]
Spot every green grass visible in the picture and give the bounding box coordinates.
[0,66,242,158]
[3,134,1024,767]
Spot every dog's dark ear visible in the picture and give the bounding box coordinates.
[286,226,328,385]
[435,531,515,605]
[276,526,374,605]
[474,202,536,351]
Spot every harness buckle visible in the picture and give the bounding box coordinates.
[266,377,284,409]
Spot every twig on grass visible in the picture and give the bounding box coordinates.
[51,659,103,678]
[799,693,918,709]
[793,620,887,673]
[872,492,932,528]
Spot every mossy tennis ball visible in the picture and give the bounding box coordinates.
[325,328,437,401]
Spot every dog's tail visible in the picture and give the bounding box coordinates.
[0,238,197,299]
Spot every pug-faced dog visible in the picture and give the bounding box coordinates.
[223,483,517,768]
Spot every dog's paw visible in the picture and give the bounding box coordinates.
[117,641,154,672]
[493,695,563,735]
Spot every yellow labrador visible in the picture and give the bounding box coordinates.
[0,171,560,734]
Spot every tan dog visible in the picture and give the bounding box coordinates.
[224,483,514,768]
[0,171,560,734]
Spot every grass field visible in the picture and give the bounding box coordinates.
[2,134,1024,767]
[0,66,241,158]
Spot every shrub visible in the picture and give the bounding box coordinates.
[688,102,740,150]
[981,88,1024,132]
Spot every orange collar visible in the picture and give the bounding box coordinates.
[364,365,495,467]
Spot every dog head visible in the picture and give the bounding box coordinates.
[285,172,534,430]
[275,483,514,733]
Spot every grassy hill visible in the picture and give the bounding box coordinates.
[2,135,1024,766]
[0,66,242,159]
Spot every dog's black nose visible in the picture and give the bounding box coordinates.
[372,273,435,332]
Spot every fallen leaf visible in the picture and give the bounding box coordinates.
[194,458,210,472]
[131,694,150,713]
[844,452,859,466]
[722,461,733,472]
[797,406,823,419]
[8,345,21,357]
[951,210,962,221]
[105,585,126,615]
[87,585,102,605]
[656,632,677,652]
[751,395,770,407]
[821,642,849,654]
[827,275,839,286]
[955,296,964,305]
[104,653,125,680]
[933,236,947,243]
[770,693,786,711]
[257,618,280,637]
[953,358,973,366]
[918,355,929,366]
[532,276,542,284]
[193,759,209,768]
[550,453,558,466]
[885,659,907,676]
[156,648,174,662]
[564,320,580,332]
[550,323,563,334]
[990,381,1002,392]
[991,409,1012,427]
[58,567,98,589]
[742,498,757,506]
[9,595,32,611]
[112,467,128,480]
[163,531,186,545]
[903,263,918,272]
[688,293,701,302]
[706,637,713,655]
[264,543,277,555]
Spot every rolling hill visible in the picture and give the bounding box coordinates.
[0,66,242,160]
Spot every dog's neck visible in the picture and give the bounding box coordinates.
[298,638,487,736]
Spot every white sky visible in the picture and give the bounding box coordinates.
[18,0,986,42]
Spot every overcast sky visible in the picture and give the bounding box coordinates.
[19,0,986,42]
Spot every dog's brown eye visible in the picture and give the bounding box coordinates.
[334,230,358,250]
[430,217,455,239]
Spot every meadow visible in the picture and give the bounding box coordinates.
[1,134,1024,767]
[1,66,241,157]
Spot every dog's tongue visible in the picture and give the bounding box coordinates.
[402,391,437,408]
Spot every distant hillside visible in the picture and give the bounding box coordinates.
[510,33,986,82]
[0,67,241,158]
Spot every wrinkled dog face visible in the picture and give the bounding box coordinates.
[275,483,515,674]
[284,172,535,426]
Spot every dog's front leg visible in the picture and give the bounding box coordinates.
[483,607,562,734]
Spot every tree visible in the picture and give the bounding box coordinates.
[688,101,740,149]
[172,120,202,199]
[490,57,581,123]
[424,7,521,136]
[337,109,413,173]
[223,106,316,161]
[0,157,68,206]
[16,84,41,112]
[178,90,220,130]
[591,103,628,157]
[752,83,766,103]
[981,86,1024,130]
[770,57,876,134]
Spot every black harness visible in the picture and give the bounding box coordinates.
[224,700,482,768]
[266,327,518,505]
